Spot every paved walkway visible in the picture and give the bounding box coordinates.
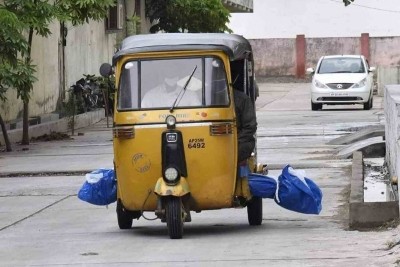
[0,118,113,176]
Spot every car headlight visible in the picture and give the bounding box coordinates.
[313,79,327,89]
[164,167,180,184]
[352,78,367,88]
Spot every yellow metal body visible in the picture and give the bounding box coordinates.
[114,50,245,211]
[154,177,190,197]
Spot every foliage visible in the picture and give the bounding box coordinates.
[0,7,37,103]
[127,14,141,35]
[0,61,37,102]
[145,0,231,33]
[4,0,55,38]
[55,0,115,25]
[0,8,27,65]
[343,0,354,6]
[1,0,114,144]
[0,8,34,151]
[0,8,31,100]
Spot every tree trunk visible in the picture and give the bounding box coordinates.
[0,113,12,152]
[21,100,29,145]
[21,27,34,146]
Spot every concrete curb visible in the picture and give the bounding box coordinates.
[349,151,399,229]
[1,109,105,145]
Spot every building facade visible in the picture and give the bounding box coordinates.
[0,0,253,125]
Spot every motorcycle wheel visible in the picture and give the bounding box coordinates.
[247,197,263,226]
[165,196,184,239]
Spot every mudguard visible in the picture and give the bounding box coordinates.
[154,177,190,197]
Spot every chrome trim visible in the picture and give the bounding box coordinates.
[113,126,135,138]
[209,123,234,136]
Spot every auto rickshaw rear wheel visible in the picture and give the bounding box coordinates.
[247,197,263,226]
[117,199,133,229]
[165,196,184,239]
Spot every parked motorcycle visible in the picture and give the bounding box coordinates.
[69,77,96,113]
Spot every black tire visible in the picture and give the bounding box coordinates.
[311,102,322,111]
[165,197,184,239]
[117,199,133,229]
[363,96,372,110]
[247,197,263,226]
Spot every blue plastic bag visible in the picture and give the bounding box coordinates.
[274,165,322,215]
[78,168,117,206]
[248,173,277,198]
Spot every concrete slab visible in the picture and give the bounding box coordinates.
[0,109,105,145]
[336,136,385,159]
[327,125,385,145]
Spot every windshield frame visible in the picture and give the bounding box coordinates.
[116,55,231,112]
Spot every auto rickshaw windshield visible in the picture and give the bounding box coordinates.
[117,57,230,110]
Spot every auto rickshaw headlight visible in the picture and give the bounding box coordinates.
[166,115,176,129]
[164,167,180,184]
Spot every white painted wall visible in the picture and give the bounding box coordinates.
[0,20,116,122]
[229,0,400,38]
[384,85,400,209]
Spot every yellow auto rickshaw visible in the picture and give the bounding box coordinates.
[100,33,264,239]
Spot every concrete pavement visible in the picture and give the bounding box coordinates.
[0,118,113,176]
[1,82,399,266]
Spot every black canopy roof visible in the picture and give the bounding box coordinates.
[113,33,252,65]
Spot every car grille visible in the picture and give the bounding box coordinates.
[326,83,354,89]
[318,97,361,101]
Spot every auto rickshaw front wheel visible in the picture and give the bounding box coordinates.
[117,199,133,229]
[165,196,184,239]
[247,197,263,226]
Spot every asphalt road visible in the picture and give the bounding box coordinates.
[1,83,399,267]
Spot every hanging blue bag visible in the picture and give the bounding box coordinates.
[78,168,117,206]
[274,165,322,215]
[248,173,277,199]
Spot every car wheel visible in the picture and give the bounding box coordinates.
[311,102,322,111]
[370,96,373,108]
[363,96,372,110]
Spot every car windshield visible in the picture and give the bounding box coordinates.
[117,57,229,110]
[318,57,365,74]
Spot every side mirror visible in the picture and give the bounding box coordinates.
[368,66,376,73]
[99,63,113,77]
[306,67,315,74]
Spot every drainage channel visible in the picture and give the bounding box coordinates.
[364,158,398,202]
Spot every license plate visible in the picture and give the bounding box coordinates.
[330,92,348,96]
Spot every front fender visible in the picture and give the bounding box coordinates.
[154,177,190,197]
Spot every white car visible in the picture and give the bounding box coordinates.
[307,55,375,111]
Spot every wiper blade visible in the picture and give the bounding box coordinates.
[170,65,197,113]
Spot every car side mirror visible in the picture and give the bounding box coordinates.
[306,67,315,74]
[99,63,113,77]
[368,66,376,73]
